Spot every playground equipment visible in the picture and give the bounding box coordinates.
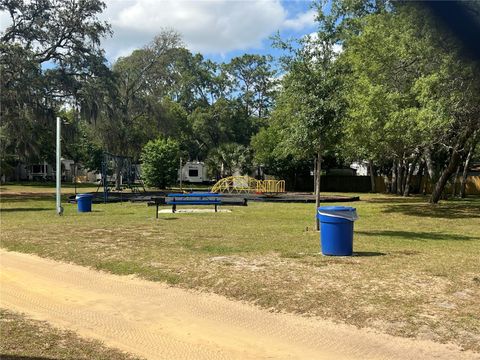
[96,152,145,203]
[211,176,285,194]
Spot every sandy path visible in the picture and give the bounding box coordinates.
[1,250,478,360]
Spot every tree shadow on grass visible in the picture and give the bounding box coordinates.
[382,202,480,219]
[366,196,426,204]
[352,251,386,257]
[0,207,52,212]
[356,230,477,241]
[0,356,56,360]
[0,194,55,203]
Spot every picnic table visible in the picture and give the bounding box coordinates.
[151,196,166,219]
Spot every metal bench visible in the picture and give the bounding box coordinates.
[166,193,223,213]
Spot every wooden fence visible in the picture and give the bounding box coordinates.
[374,175,480,195]
[285,175,480,195]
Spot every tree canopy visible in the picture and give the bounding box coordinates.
[338,3,480,201]
[1,0,479,204]
[1,0,110,173]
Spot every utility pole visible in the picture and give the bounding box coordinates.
[179,157,183,192]
[56,117,64,215]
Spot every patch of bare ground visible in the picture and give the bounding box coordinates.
[0,308,142,360]
[195,253,480,352]
[2,250,479,360]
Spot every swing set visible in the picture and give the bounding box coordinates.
[96,152,145,203]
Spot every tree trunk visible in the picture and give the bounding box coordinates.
[397,158,404,195]
[414,161,425,194]
[429,157,458,203]
[403,162,414,197]
[403,152,420,197]
[430,129,475,203]
[423,147,437,195]
[460,141,477,198]
[383,175,391,193]
[368,160,376,193]
[422,172,429,195]
[424,148,435,179]
[451,165,461,197]
[15,161,20,182]
[315,151,322,231]
[402,165,409,194]
[391,161,397,194]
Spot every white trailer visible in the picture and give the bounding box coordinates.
[179,161,208,183]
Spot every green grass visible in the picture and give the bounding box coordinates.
[0,182,100,194]
[0,309,142,360]
[0,181,211,194]
[1,184,479,352]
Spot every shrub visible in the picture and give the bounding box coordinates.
[141,138,179,188]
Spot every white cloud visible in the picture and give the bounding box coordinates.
[283,9,316,31]
[332,43,343,54]
[1,1,317,61]
[0,11,12,32]
[102,0,288,59]
[306,32,343,54]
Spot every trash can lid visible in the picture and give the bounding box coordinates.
[317,206,358,221]
[75,193,93,199]
[318,206,356,212]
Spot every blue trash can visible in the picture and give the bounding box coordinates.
[317,206,358,256]
[76,194,93,212]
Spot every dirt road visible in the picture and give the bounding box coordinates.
[1,250,478,360]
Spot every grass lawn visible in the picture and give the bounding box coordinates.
[0,309,142,359]
[0,182,100,195]
[1,184,479,352]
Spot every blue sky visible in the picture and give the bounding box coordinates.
[99,0,318,64]
[205,0,317,63]
[0,0,318,65]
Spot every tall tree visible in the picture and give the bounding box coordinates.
[339,3,480,202]
[272,2,350,230]
[224,54,277,120]
[0,0,111,177]
[88,31,184,158]
[340,8,426,195]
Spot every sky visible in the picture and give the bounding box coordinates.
[100,0,317,63]
[0,0,317,65]
[0,0,318,65]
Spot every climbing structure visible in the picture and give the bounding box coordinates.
[256,179,286,194]
[211,176,285,194]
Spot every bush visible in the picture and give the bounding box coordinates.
[141,138,179,188]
